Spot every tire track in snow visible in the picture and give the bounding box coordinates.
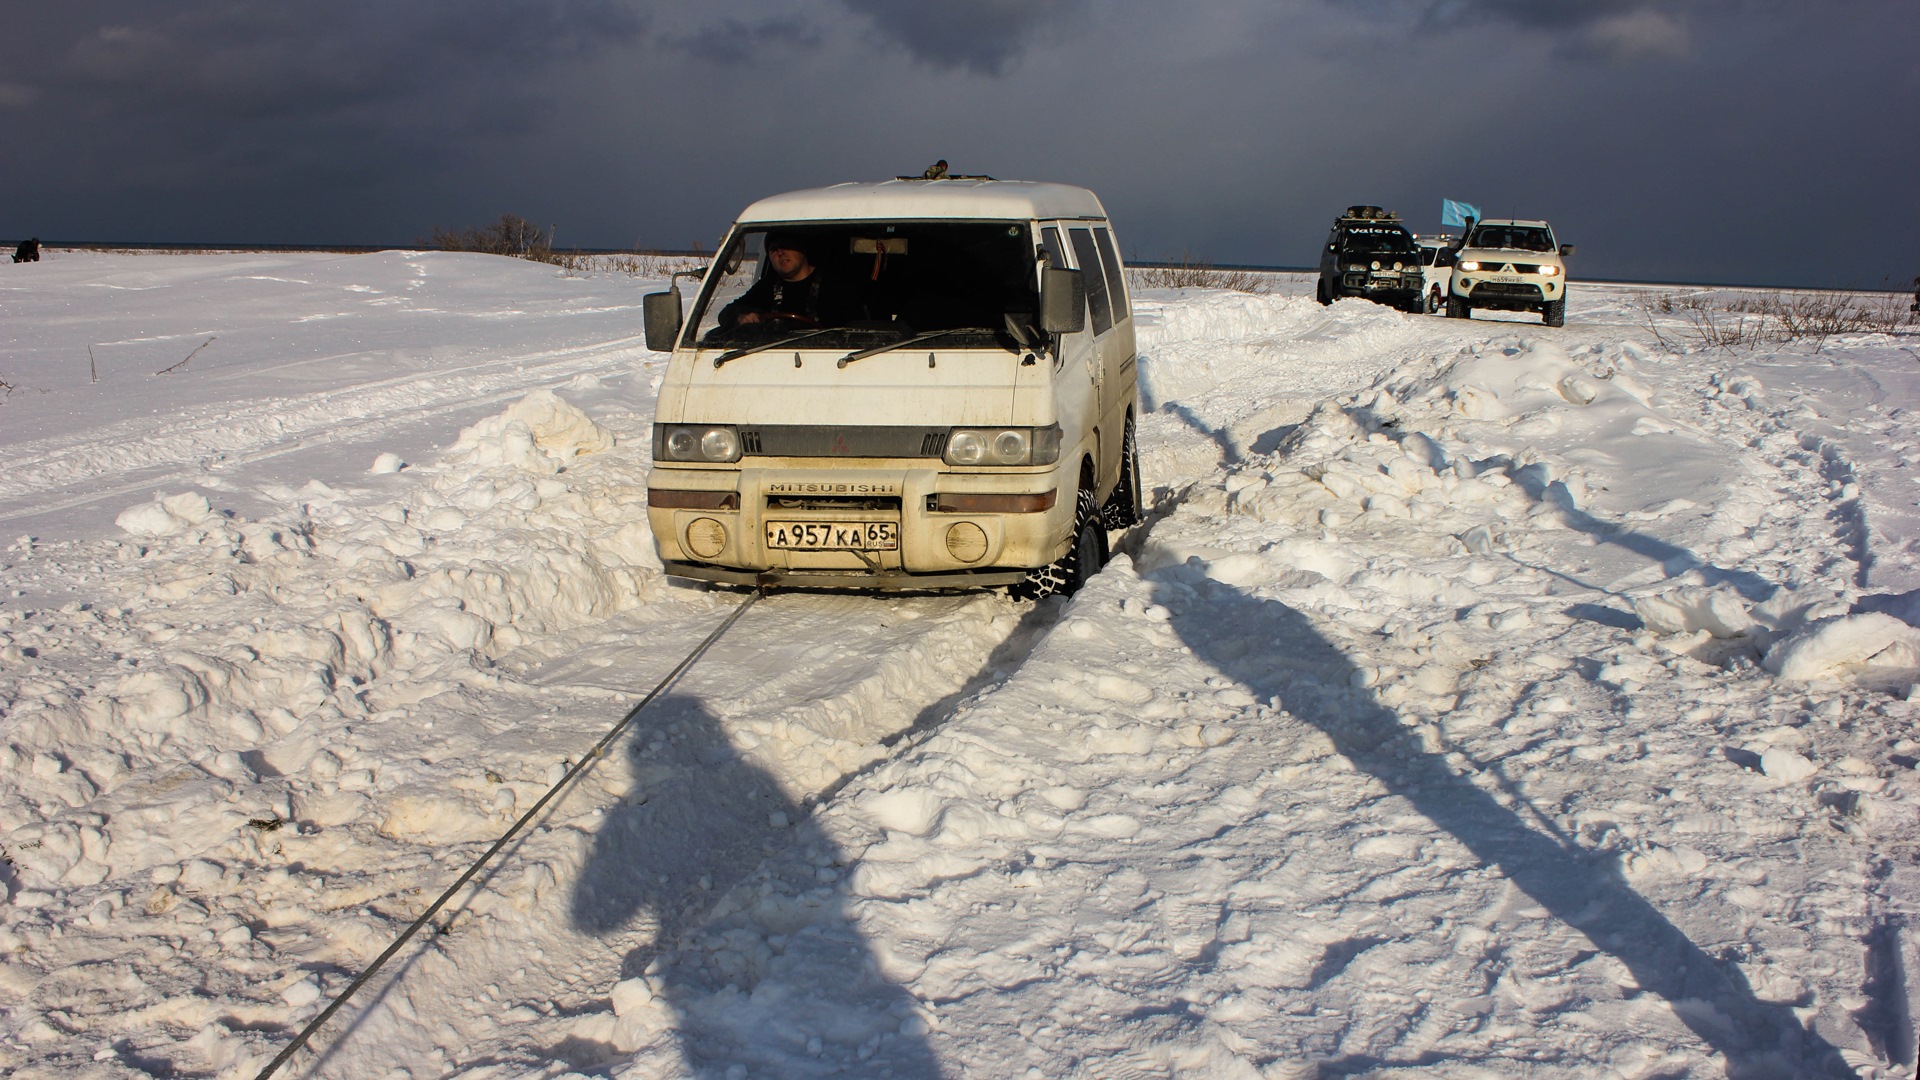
[0,334,654,524]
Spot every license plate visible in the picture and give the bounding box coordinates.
[1488,274,1522,283]
[765,521,898,550]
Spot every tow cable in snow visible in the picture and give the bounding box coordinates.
[254,587,766,1080]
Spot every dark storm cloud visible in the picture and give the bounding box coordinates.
[837,0,1087,74]
[3,2,651,240]
[1430,0,1698,60]
[1336,0,1725,61]
[668,16,822,65]
[28,2,646,120]
[4,0,1915,286]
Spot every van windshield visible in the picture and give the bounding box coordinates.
[686,221,1038,351]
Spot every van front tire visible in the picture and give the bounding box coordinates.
[1013,488,1107,601]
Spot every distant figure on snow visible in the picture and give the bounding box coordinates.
[921,159,949,180]
[1910,274,1918,314]
[12,238,40,263]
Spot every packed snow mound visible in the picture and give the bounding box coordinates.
[115,491,218,538]
[4,382,668,900]
[448,388,614,472]
[1414,338,1655,421]
[1634,587,1755,639]
[1763,612,1920,680]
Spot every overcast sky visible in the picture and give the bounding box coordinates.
[5,1,1916,287]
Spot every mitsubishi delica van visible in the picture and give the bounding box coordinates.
[641,178,1142,597]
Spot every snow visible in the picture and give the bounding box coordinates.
[4,251,1920,1078]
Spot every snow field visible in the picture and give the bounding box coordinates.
[3,255,1920,1077]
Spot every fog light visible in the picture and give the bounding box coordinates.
[945,522,988,563]
[686,517,727,559]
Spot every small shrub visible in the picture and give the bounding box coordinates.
[1129,256,1269,294]
[549,251,709,279]
[428,214,553,261]
[1637,287,1915,352]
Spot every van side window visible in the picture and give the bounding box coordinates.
[1093,226,1129,323]
[1068,227,1113,335]
[1040,226,1068,271]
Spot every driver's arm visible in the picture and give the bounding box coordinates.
[718,278,774,327]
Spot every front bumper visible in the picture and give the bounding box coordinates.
[661,562,1030,591]
[647,462,1073,588]
[1341,271,1423,295]
[1453,274,1564,310]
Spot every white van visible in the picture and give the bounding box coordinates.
[642,178,1141,597]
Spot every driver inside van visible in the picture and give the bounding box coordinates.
[719,233,862,329]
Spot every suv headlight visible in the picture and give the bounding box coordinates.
[655,423,742,462]
[1457,260,1482,272]
[945,425,1061,467]
[1538,265,1562,277]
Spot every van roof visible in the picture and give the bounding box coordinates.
[737,179,1110,224]
[1474,218,1551,229]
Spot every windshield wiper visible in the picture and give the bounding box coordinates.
[835,328,973,369]
[713,327,839,368]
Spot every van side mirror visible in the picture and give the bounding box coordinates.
[643,287,684,351]
[1559,244,1576,257]
[1039,267,1086,334]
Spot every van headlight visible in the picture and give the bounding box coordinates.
[944,425,1061,467]
[655,424,742,462]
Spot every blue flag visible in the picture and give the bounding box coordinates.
[1441,198,1481,228]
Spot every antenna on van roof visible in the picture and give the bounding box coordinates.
[897,160,996,181]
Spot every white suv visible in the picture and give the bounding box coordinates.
[1446,219,1574,327]
[1414,236,1455,314]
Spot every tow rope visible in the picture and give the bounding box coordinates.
[255,588,765,1079]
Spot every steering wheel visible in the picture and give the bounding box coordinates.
[762,310,819,327]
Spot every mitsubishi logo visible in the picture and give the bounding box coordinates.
[832,433,852,455]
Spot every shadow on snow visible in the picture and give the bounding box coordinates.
[1150,569,1853,1078]
[567,693,942,1078]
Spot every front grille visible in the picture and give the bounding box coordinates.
[766,495,903,512]
[736,425,947,458]
[1510,263,1542,274]
[1473,282,1543,300]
